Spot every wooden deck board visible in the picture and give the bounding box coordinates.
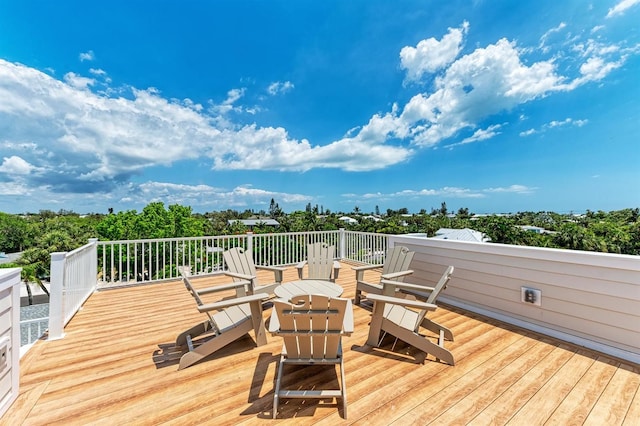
[6,262,639,425]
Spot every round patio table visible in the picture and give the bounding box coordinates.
[273,279,343,300]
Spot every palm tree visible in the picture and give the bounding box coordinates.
[16,247,50,304]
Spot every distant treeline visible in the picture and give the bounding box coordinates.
[1,203,639,279]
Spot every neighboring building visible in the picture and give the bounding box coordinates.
[0,252,21,265]
[519,225,557,235]
[338,216,358,224]
[362,215,384,222]
[227,219,280,229]
[432,228,490,242]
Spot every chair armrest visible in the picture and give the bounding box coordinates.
[381,269,414,281]
[351,264,379,272]
[367,293,438,311]
[295,261,307,280]
[352,263,379,282]
[256,264,285,283]
[256,264,286,272]
[198,292,269,313]
[268,309,281,333]
[223,271,256,281]
[380,279,434,293]
[196,280,251,295]
[342,300,354,335]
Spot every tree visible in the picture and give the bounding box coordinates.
[0,212,29,252]
[269,198,282,218]
[457,207,470,219]
[439,202,448,216]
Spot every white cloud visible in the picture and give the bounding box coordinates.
[520,117,588,136]
[484,185,536,194]
[398,38,563,147]
[548,118,588,128]
[267,81,294,95]
[346,23,631,150]
[64,72,95,89]
[349,184,537,203]
[539,22,567,52]
[130,181,311,207]
[447,124,503,147]
[400,21,469,82]
[0,155,35,174]
[79,50,95,62]
[606,0,640,18]
[0,58,413,202]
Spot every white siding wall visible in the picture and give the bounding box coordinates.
[0,268,20,419]
[389,235,640,363]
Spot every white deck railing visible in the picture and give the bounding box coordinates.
[35,230,640,363]
[96,229,389,287]
[48,239,98,340]
[20,317,48,347]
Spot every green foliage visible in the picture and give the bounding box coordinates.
[1,204,638,264]
[0,212,30,252]
[96,202,204,240]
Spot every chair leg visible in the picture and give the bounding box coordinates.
[176,320,212,347]
[178,321,252,370]
[354,289,362,305]
[340,359,347,419]
[273,355,285,419]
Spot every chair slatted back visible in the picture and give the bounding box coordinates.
[382,246,414,280]
[273,294,347,359]
[224,247,258,280]
[306,242,335,280]
[413,265,454,330]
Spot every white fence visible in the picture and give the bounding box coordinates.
[48,239,98,340]
[96,229,389,287]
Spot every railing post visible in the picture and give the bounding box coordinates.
[89,238,98,287]
[49,251,66,340]
[339,228,345,260]
[246,232,253,254]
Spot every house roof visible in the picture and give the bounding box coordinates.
[433,228,490,242]
[227,219,280,226]
[338,216,358,224]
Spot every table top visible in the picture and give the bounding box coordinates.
[273,279,344,300]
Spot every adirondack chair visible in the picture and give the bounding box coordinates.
[176,275,268,370]
[269,294,354,419]
[365,266,455,365]
[296,242,341,282]
[223,247,286,297]
[353,245,415,305]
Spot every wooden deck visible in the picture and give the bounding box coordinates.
[8,263,640,425]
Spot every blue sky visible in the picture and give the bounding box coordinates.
[0,1,638,215]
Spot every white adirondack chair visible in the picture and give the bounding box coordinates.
[176,274,268,370]
[269,294,354,419]
[365,266,455,365]
[296,242,341,282]
[223,246,286,297]
[353,245,414,305]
